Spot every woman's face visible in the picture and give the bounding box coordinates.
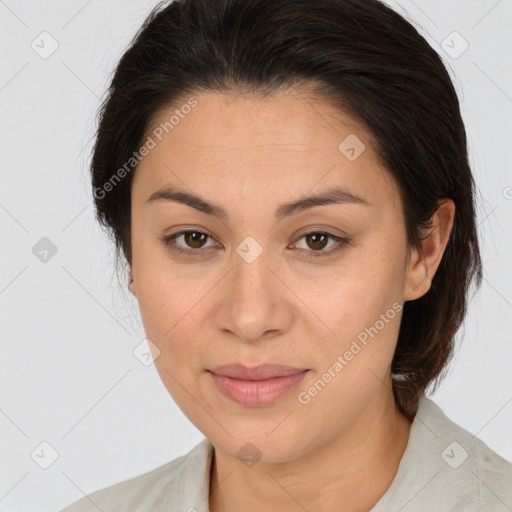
[129,87,420,462]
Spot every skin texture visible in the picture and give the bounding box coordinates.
[128,86,455,512]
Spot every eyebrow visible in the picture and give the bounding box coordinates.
[146,185,372,221]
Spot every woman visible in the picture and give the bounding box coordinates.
[60,0,512,510]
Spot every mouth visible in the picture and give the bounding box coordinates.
[207,364,310,407]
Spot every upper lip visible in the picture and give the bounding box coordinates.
[208,364,309,381]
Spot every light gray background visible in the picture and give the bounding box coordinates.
[0,0,511,510]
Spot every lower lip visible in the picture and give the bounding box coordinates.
[208,370,308,407]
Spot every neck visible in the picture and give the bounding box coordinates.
[209,386,413,512]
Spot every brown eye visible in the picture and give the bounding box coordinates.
[161,229,217,256]
[183,231,209,249]
[161,229,349,259]
[305,232,329,251]
[293,231,350,259]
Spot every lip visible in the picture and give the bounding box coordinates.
[208,364,309,407]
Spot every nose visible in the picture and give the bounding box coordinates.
[215,243,293,343]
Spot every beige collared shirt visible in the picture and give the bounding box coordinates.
[59,395,512,511]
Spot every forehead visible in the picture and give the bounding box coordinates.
[148,87,375,150]
[132,88,399,213]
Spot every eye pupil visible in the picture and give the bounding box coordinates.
[306,233,328,250]
[185,231,207,248]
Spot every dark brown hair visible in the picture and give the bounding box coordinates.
[90,0,482,420]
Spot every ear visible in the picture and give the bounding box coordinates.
[128,269,136,297]
[404,199,455,302]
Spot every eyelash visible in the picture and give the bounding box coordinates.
[159,229,350,259]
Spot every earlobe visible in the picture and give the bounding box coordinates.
[404,199,455,302]
[403,247,429,301]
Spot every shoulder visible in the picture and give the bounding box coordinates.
[58,438,213,512]
[383,396,512,511]
[422,397,512,471]
[427,398,512,509]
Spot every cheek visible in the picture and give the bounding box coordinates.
[318,254,403,333]
[132,220,406,358]
[131,232,188,324]
[310,246,406,380]
[131,241,214,371]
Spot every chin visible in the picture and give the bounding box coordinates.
[209,418,313,465]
